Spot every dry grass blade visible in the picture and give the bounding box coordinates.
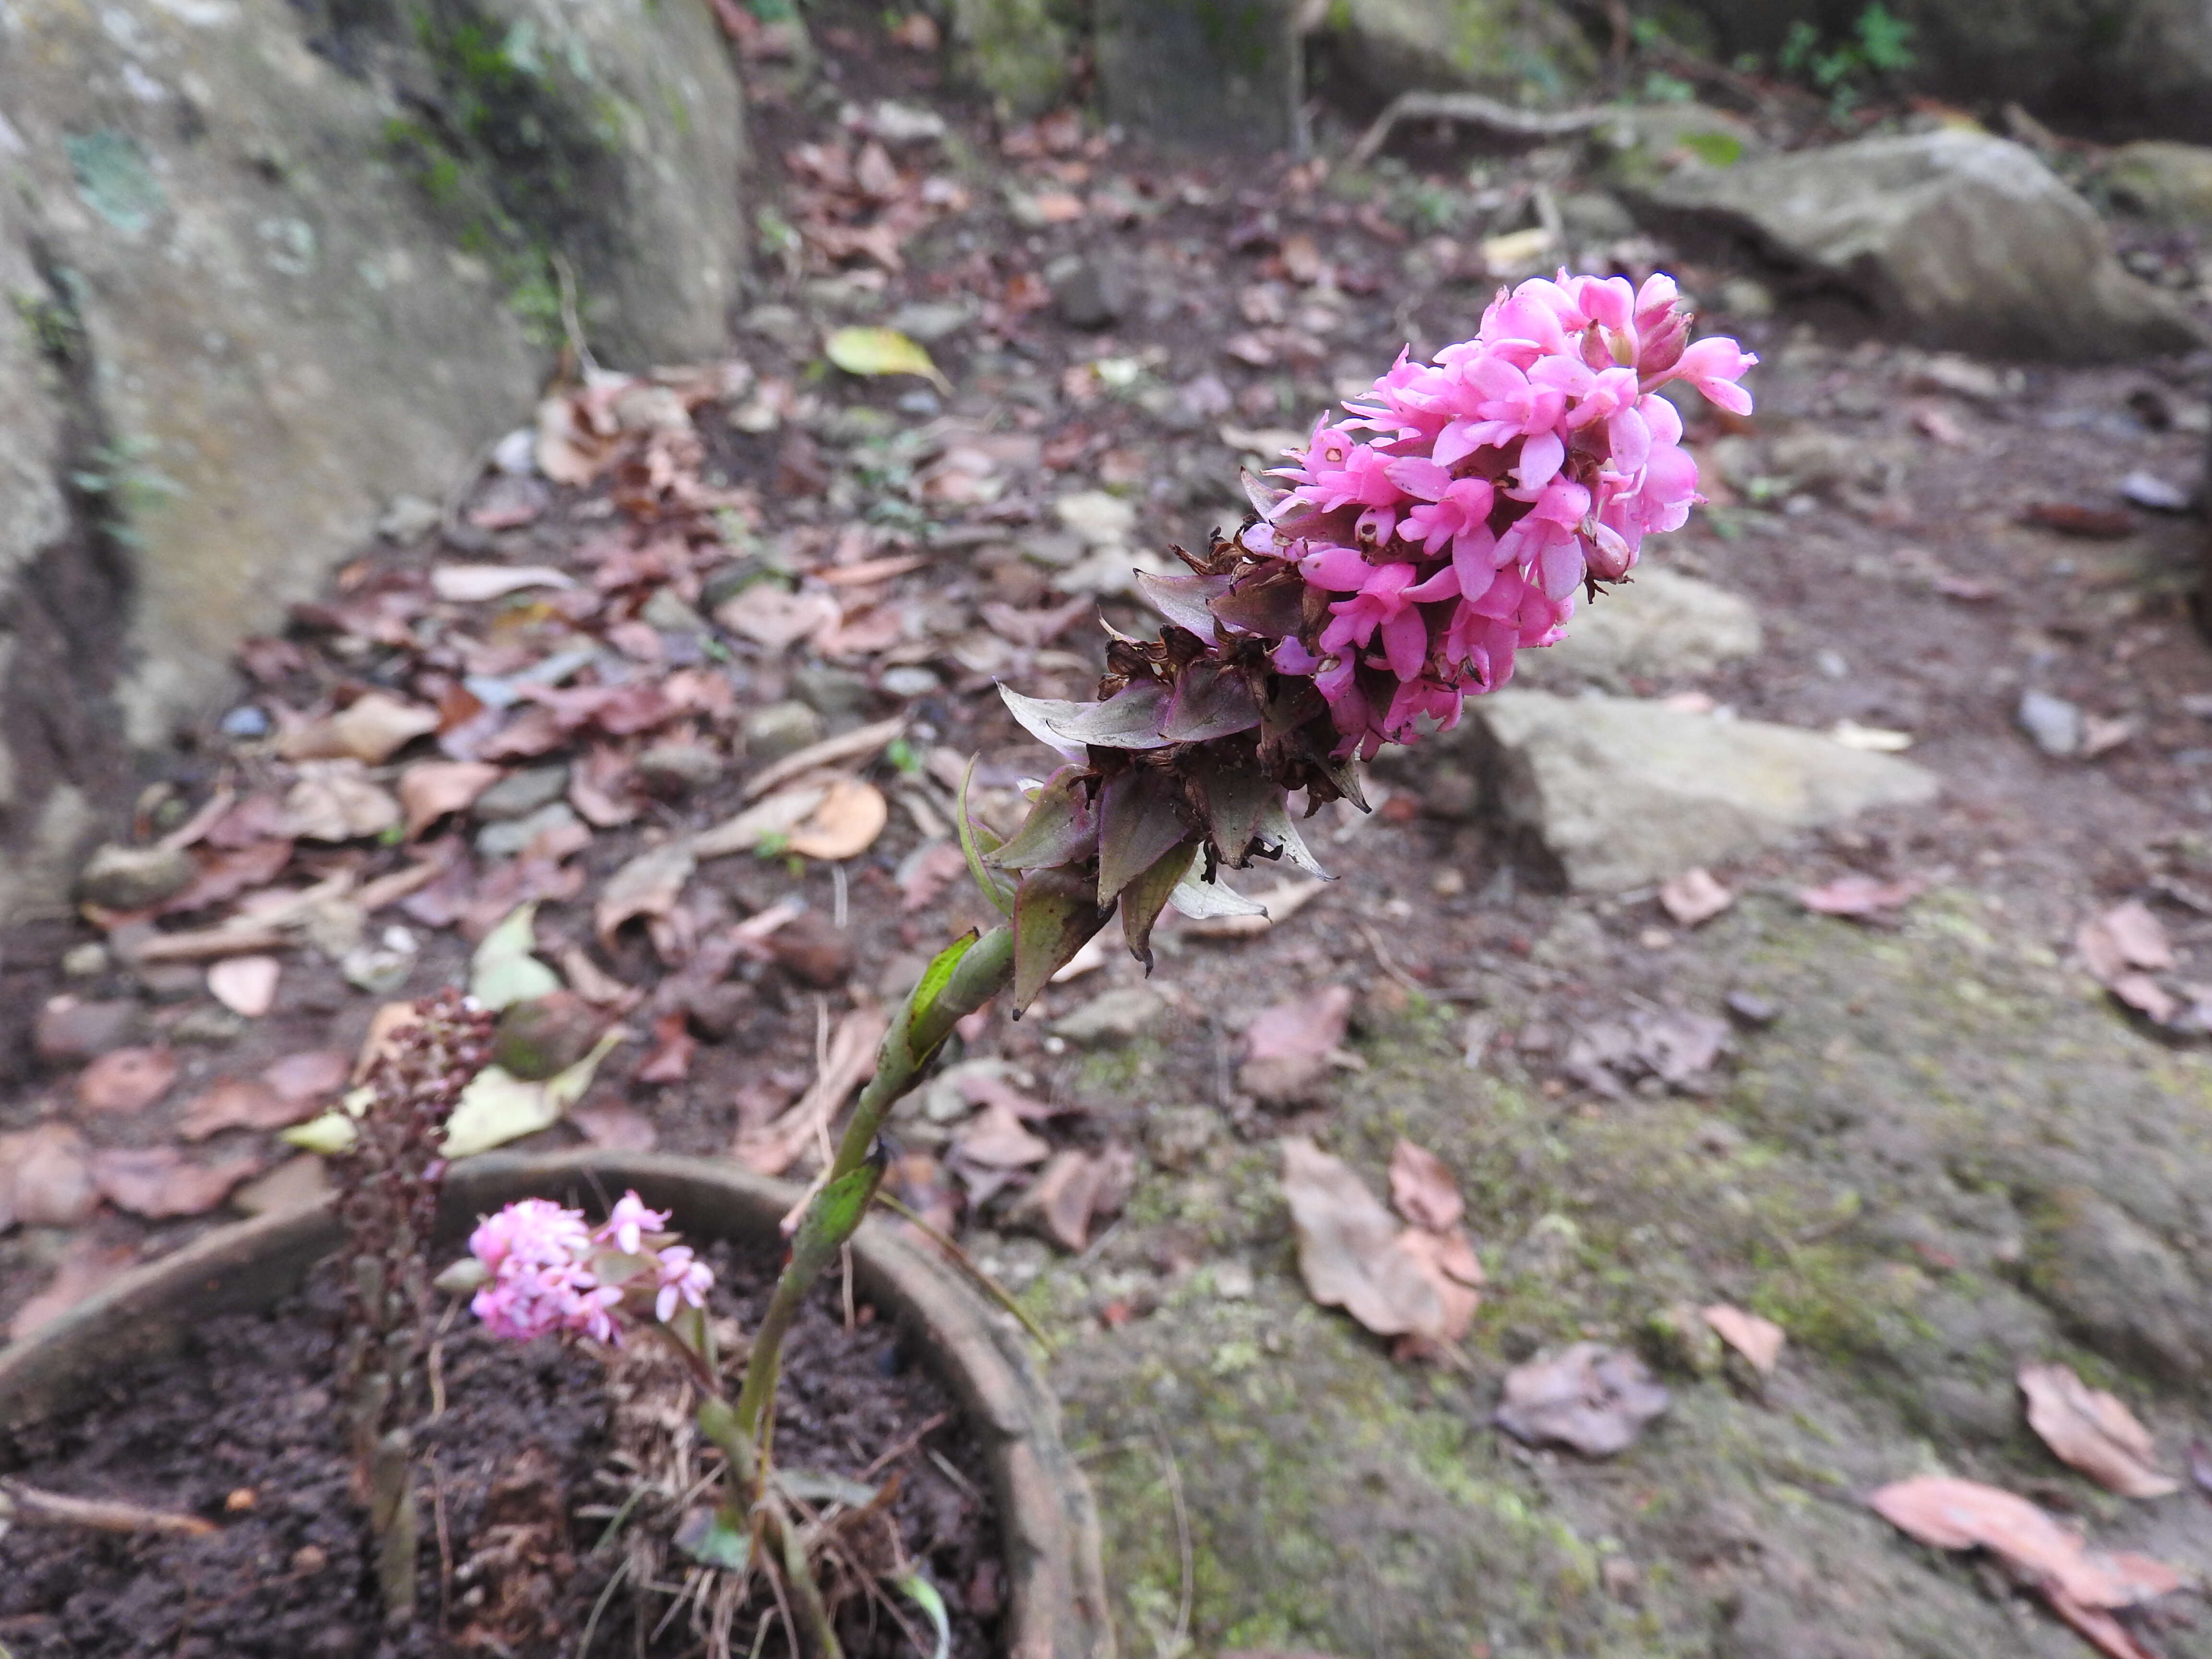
[0,1478,217,1538]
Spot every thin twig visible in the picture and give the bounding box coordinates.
[841,1241,856,1334]
[858,1411,950,1480]
[0,1479,215,1538]
[1355,917,1427,997]
[870,1192,1054,1349]
[578,1553,632,1658]
[431,1460,455,1626]
[551,251,600,376]
[1347,90,1610,171]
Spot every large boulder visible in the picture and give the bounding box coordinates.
[1623,128,2204,362]
[0,0,748,925]
[1515,568,1762,693]
[1454,691,1939,891]
[1316,0,1597,108]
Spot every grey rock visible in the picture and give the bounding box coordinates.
[741,303,814,353]
[1556,191,1637,242]
[793,664,872,723]
[473,765,572,823]
[879,666,943,699]
[1517,568,1762,692]
[635,742,726,796]
[33,996,143,1064]
[1053,260,1130,330]
[1322,0,1596,103]
[743,700,827,763]
[1625,130,2205,361]
[74,842,195,910]
[0,0,748,924]
[639,586,708,634]
[1455,692,1940,892]
[1053,985,1169,1045]
[170,1006,248,1045]
[1146,1104,1226,1172]
[2017,689,2083,757]
[377,494,444,542]
[2108,140,2212,228]
[475,801,582,861]
[888,301,974,344]
[1592,103,1766,188]
[60,942,111,979]
[1095,0,1301,152]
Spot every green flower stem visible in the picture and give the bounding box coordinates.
[730,925,1016,1451]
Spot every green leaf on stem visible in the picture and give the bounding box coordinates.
[673,1505,752,1570]
[1012,866,1112,1010]
[897,928,978,1067]
[1121,842,1196,970]
[894,1573,952,1659]
[794,1162,881,1267]
[956,756,1017,917]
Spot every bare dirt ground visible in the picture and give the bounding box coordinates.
[13,11,2212,1657]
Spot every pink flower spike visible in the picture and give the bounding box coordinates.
[1671,337,1758,414]
[596,1191,670,1257]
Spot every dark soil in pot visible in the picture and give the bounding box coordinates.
[0,1238,1000,1659]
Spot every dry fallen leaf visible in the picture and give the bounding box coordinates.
[2077,901,2175,982]
[0,1122,96,1229]
[1394,1226,1483,1343]
[571,1100,660,1153]
[897,841,970,911]
[732,1007,886,1176]
[75,1046,180,1116]
[785,776,889,861]
[714,584,841,651]
[1280,1136,1445,1341]
[1016,1145,1137,1251]
[953,1100,1053,1168]
[91,1146,263,1219]
[285,760,402,842]
[398,760,504,839]
[263,1048,351,1104]
[595,842,698,947]
[1797,873,1925,918]
[9,1237,136,1342]
[1701,1304,1786,1376]
[1659,867,1734,928]
[635,1010,699,1085]
[278,692,441,765]
[1239,985,1353,1105]
[207,954,281,1017]
[2019,1361,2180,1499]
[176,1077,301,1140]
[1494,1344,1671,1457]
[1869,1476,2181,1611]
[1387,1138,1464,1233]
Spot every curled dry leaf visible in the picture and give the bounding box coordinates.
[1387,1138,1464,1233]
[595,842,698,947]
[715,584,840,651]
[91,1146,264,1219]
[430,564,577,603]
[160,838,295,914]
[1016,1145,1138,1251]
[0,1123,96,1229]
[1239,984,1354,1106]
[1395,1226,1483,1344]
[1701,1304,1786,1376]
[1280,1136,1446,1341]
[263,1048,351,1104]
[398,760,504,839]
[1495,1344,1671,1457]
[785,777,889,862]
[1798,874,1925,917]
[278,692,440,765]
[571,1099,659,1152]
[284,760,402,843]
[2018,1361,2180,1498]
[1869,1476,2181,1611]
[206,953,281,1017]
[2078,900,2175,981]
[176,1077,300,1140]
[1659,867,1734,928]
[75,1045,180,1116]
[635,1010,699,1085]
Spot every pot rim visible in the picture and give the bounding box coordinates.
[0,1149,1112,1659]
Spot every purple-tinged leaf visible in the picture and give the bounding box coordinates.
[1168,869,1269,920]
[1201,762,1277,864]
[1121,842,1197,970]
[1137,571,1233,640]
[998,683,1172,753]
[1160,660,1262,743]
[988,767,1101,872]
[1254,793,1331,879]
[1096,769,1194,905]
[1209,573,1305,640]
[1012,867,1111,1012]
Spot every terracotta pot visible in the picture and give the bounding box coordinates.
[0,1150,1114,1659]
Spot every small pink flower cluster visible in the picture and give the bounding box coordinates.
[468,1192,713,1344]
[1251,272,1755,757]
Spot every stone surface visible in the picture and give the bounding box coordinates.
[1053,984,1169,1045]
[1318,0,1595,105]
[1455,692,1939,892]
[1625,130,2205,361]
[474,801,581,861]
[742,700,828,763]
[1094,0,1302,153]
[1516,568,1762,693]
[2107,140,2212,228]
[2018,689,2084,758]
[634,742,725,797]
[0,0,748,924]
[73,843,195,911]
[949,0,1074,114]
[32,997,144,1065]
[472,764,571,823]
